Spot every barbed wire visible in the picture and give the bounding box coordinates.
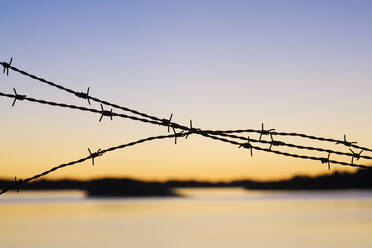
[198,132,369,168]
[2,59,371,153]
[1,58,372,195]
[1,87,372,163]
[1,89,371,162]
[0,59,165,123]
[0,128,369,195]
[0,132,192,195]
[0,90,370,169]
[209,131,372,160]
[204,129,372,153]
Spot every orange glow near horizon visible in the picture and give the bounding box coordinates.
[0,111,364,182]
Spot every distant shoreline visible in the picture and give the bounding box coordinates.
[1,169,371,196]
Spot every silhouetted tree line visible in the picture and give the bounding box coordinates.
[0,169,371,196]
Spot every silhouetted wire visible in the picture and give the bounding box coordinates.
[1,128,370,196]
[197,132,369,168]
[205,132,372,160]
[0,132,191,195]
[0,61,165,122]
[2,61,371,153]
[1,60,372,196]
[1,90,371,161]
[0,91,370,170]
[204,129,372,153]
[0,91,162,126]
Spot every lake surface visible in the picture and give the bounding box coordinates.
[0,188,371,248]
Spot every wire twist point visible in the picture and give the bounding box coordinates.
[99,104,113,121]
[259,123,275,141]
[88,148,102,166]
[12,88,26,107]
[74,87,91,105]
[2,57,13,76]
[239,136,254,157]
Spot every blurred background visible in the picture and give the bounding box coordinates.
[0,1,371,247]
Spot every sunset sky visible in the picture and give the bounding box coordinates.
[0,0,371,181]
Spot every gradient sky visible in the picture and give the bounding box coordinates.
[0,0,371,181]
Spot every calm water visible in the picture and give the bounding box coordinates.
[0,188,372,248]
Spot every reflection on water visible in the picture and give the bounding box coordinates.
[0,188,372,248]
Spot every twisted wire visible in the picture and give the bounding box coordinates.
[1,59,372,196]
[0,132,191,195]
[205,129,372,153]
[206,131,372,160]
[1,91,371,162]
[2,61,371,153]
[1,129,369,195]
[197,132,369,168]
[0,62,163,123]
[0,91,370,170]
[0,92,163,126]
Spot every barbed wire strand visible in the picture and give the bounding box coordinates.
[2,60,371,153]
[196,132,369,168]
[206,131,372,160]
[0,61,165,123]
[0,91,370,170]
[0,132,191,195]
[1,90,371,162]
[2,128,370,196]
[1,60,371,196]
[204,129,372,153]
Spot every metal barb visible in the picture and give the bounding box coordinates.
[185,120,201,139]
[74,87,91,105]
[172,127,184,145]
[185,120,193,139]
[349,149,362,165]
[12,88,26,107]
[99,104,113,122]
[269,134,285,150]
[88,148,102,166]
[162,113,173,133]
[320,152,331,170]
[2,57,13,76]
[239,136,253,157]
[172,127,177,144]
[336,135,357,147]
[259,123,275,141]
[14,176,22,192]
